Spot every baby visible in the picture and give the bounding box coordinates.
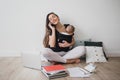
[58,24,75,43]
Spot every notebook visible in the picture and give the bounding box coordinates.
[42,65,66,73]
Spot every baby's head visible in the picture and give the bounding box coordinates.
[66,25,75,34]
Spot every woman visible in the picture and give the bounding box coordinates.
[42,12,85,64]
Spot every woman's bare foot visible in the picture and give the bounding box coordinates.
[48,61,57,65]
[49,61,64,65]
[75,59,80,63]
[66,59,75,64]
[66,58,80,64]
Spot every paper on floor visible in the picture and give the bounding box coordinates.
[67,67,91,77]
[84,63,96,72]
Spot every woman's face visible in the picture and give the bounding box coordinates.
[48,14,59,25]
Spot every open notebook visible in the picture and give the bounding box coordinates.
[67,63,96,77]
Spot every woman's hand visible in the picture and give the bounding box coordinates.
[59,37,75,48]
[48,23,56,47]
[58,40,71,47]
[48,23,55,30]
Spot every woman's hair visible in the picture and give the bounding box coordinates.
[43,12,59,47]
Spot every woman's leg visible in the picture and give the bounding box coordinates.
[42,48,66,63]
[63,46,85,59]
[63,46,85,63]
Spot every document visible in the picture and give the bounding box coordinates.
[67,67,91,77]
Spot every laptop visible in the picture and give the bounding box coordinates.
[21,51,42,70]
[21,51,51,70]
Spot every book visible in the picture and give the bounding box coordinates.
[41,69,68,79]
[42,64,65,73]
[41,65,68,79]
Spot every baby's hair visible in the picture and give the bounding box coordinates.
[70,25,75,32]
[64,24,70,28]
[64,24,75,33]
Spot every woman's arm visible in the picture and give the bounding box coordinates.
[70,37,75,46]
[59,37,75,47]
[48,24,56,47]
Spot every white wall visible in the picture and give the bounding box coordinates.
[0,0,120,57]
